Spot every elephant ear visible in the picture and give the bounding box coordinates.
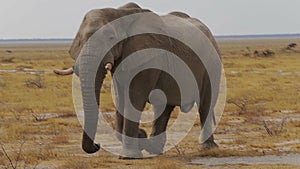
[120,12,168,72]
[100,22,124,67]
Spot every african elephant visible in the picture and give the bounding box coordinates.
[54,2,222,158]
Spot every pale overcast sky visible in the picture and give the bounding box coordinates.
[0,0,299,39]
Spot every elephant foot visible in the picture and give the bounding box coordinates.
[82,131,101,154]
[143,139,164,155]
[82,143,100,154]
[121,136,144,159]
[119,155,143,160]
[200,140,218,150]
[145,146,163,155]
[119,149,143,159]
[143,136,165,155]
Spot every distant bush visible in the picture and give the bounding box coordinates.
[1,57,15,63]
[25,75,44,88]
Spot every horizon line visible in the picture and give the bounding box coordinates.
[1,33,300,41]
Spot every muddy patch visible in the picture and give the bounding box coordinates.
[227,70,300,76]
[0,68,53,74]
[191,153,300,166]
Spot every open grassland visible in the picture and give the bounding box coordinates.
[0,38,299,168]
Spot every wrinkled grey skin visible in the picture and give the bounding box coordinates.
[57,2,221,158]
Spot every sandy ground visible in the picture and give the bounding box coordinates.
[0,38,299,168]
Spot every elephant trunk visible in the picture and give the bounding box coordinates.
[79,43,106,154]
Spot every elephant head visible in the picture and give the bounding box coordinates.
[54,2,142,75]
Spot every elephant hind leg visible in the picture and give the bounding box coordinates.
[143,105,174,154]
[199,104,217,149]
[151,105,175,136]
[199,76,218,149]
[115,111,124,142]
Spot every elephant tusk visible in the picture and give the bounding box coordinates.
[105,63,113,71]
[53,67,74,76]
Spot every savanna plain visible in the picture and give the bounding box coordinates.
[0,38,299,168]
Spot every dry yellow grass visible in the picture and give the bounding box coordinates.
[0,38,299,168]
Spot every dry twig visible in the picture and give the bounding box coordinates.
[0,141,16,169]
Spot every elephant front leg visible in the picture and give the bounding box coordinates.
[119,99,144,159]
[116,111,147,143]
[114,86,147,155]
[145,105,174,154]
[120,118,143,159]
